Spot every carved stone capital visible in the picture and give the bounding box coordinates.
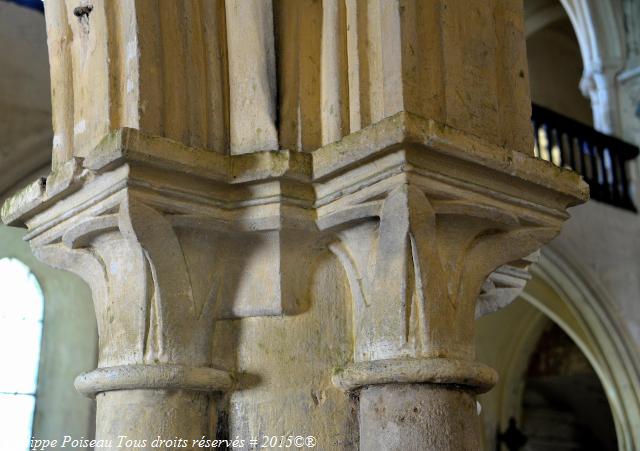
[3,113,587,399]
[10,1,590,448]
[310,113,588,391]
[2,128,319,397]
[476,252,539,318]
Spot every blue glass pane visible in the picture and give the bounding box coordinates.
[0,394,36,451]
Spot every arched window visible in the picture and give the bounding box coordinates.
[0,258,44,450]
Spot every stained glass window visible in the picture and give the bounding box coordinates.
[0,258,44,450]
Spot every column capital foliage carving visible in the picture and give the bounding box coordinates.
[2,112,587,392]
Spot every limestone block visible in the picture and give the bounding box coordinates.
[43,0,535,170]
[4,1,588,448]
[226,0,278,154]
[2,114,587,450]
[43,0,231,165]
[359,384,481,451]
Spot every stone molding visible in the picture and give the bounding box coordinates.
[6,1,591,447]
[3,113,586,228]
[476,252,539,319]
[331,357,498,393]
[74,364,233,398]
[2,112,587,398]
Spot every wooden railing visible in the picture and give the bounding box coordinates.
[532,103,638,212]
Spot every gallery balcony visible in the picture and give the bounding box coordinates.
[532,103,639,212]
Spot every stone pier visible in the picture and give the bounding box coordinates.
[2,1,587,449]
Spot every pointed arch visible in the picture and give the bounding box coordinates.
[518,246,640,450]
[525,0,627,135]
[559,0,626,135]
[480,245,640,450]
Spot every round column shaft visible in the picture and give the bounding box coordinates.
[96,390,214,450]
[359,383,480,451]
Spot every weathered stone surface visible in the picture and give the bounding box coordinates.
[3,1,588,449]
[476,253,539,319]
[359,383,481,451]
[1,114,586,450]
[41,0,535,168]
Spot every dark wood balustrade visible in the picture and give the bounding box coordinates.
[532,103,639,212]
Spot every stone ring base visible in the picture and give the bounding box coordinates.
[75,364,233,398]
[332,357,498,393]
